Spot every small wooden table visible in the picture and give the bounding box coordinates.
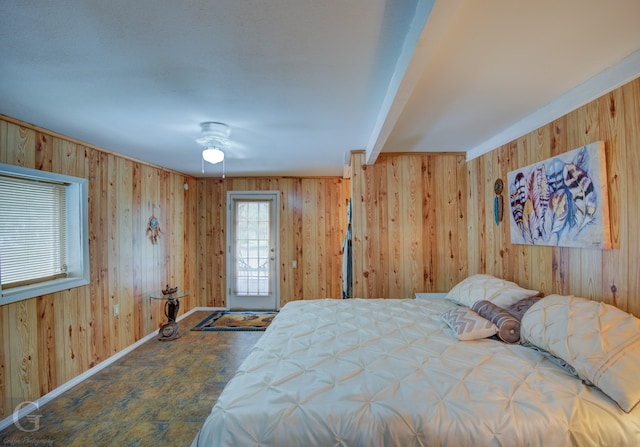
[149,289,190,341]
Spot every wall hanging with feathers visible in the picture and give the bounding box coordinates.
[507,141,611,249]
[494,178,504,225]
[146,215,162,244]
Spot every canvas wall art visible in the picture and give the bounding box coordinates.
[507,141,611,249]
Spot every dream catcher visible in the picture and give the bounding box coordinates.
[146,215,162,244]
[494,179,504,225]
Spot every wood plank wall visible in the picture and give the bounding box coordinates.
[467,77,640,317]
[350,151,468,297]
[195,177,349,308]
[0,116,197,419]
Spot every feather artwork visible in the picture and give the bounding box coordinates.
[573,146,589,171]
[563,162,596,233]
[522,198,534,244]
[530,165,550,242]
[507,142,609,249]
[548,188,569,243]
[524,171,539,241]
[547,158,565,194]
[525,165,550,243]
[510,172,527,235]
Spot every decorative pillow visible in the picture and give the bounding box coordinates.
[506,295,542,321]
[445,274,540,308]
[472,300,520,343]
[521,294,640,412]
[441,307,498,341]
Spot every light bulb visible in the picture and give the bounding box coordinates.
[202,147,224,164]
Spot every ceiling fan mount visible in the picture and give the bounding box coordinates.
[196,122,230,147]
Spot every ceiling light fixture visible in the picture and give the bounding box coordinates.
[197,122,230,166]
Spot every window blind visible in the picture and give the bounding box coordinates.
[0,175,68,288]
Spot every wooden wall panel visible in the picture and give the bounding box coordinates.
[625,79,640,316]
[195,177,348,308]
[0,116,197,419]
[350,151,468,298]
[467,76,640,317]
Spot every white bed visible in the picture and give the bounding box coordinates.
[192,297,640,446]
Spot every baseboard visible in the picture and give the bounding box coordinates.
[0,306,222,432]
[192,306,228,312]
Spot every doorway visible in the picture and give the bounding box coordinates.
[226,191,279,310]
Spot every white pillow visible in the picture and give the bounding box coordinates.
[445,274,539,308]
[441,307,498,341]
[521,294,640,412]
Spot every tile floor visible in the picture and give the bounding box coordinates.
[0,311,262,447]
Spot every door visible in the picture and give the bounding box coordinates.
[226,191,279,310]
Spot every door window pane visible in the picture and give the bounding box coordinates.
[234,200,270,296]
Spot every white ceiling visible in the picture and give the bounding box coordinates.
[1,0,639,178]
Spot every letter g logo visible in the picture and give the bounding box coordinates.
[13,401,41,432]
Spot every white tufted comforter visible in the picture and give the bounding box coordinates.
[192,298,640,447]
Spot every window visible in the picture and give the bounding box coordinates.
[0,163,89,305]
[234,199,271,296]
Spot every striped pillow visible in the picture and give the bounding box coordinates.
[472,300,520,343]
[441,307,498,341]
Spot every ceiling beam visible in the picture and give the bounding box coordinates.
[364,0,460,165]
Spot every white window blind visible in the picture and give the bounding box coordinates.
[0,174,68,288]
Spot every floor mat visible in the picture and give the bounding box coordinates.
[191,310,277,331]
